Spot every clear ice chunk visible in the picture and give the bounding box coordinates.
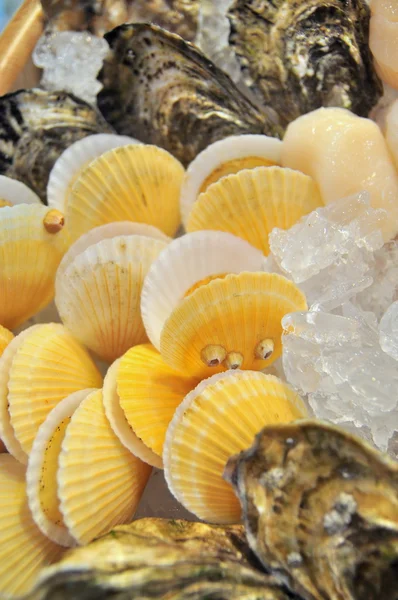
[379,301,398,361]
[33,31,109,105]
[269,192,386,285]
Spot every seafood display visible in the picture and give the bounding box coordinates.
[97,23,281,166]
[226,421,398,600]
[0,0,397,598]
[29,423,398,600]
[0,89,112,202]
[199,0,383,126]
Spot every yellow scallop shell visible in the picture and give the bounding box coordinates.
[66,144,185,242]
[0,455,64,599]
[103,359,162,468]
[58,389,151,545]
[7,324,102,460]
[0,325,13,357]
[164,370,308,523]
[26,389,97,547]
[0,205,68,329]
[117,344,200,463]
[160,272,307,379]
[187,167,323,255]
[55,234,169,363]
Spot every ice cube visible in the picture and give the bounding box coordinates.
[379,301,398,360]
[33,31,109,105]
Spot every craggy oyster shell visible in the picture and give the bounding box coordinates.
[97,23,281,166]
[43,0,199,40]
[0,89,112,202]
[29,518,293,599]
[226,0,383,126]
[225,420,398,600]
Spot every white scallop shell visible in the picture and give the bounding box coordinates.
[0,175,41,205]
[47,134,140,211]
[141,230,265,351]
[180,134,282,226]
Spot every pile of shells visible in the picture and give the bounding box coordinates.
[0,0,397,597]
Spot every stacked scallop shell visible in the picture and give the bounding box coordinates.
[2,126,389,600]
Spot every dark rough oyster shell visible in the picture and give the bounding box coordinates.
[97,23,281,167]
[227,0,383,126]
[0,89,112,202]
[225,420,398,600]
[29,518,294,599]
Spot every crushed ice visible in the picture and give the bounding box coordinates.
[33,31,109,105]
[267,192,398,454]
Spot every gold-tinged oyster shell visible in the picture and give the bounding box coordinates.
[0,89,112,202]
[97,23,281,166]
[226,0,383,126]
[225,420,398,600]
[29,518,292,600]
[44,0,199,41]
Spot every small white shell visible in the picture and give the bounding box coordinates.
[0,175,41,206]
[141,231,265,351]
[56,233,169,363]
[180,135,282,226]
[47,133,140,211]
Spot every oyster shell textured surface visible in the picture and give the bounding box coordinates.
[97,23,281,166]
[29,518,294,599]
[226,420,398,600]
[227,0,383,126]
[0,89,112,202]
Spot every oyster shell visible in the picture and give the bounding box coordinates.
[225,420,398,600]
[0,89,112,202]
[29,518,293,599]
[97,23,281,166]
[222,0,383,126]
[43,0,199,40]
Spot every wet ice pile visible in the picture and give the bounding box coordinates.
[33,31,109,105]
[268,193,398,452]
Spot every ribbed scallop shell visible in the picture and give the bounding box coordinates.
[180,135,282,226]
[0,327,41,464]
[66,144,185,242]
[103,359,162,468]
[187,167,323,254]
[0,455,64,599]
[141,231,265,350]
[163,370,307,523]
[47,133,140,212]
[27,389,97,547]
[0,325,13,357]
[55,234,169,363]
[0,175,41,206]
[116,344,199,463]
[7,324,102,460]
[0,205,68,329]
[56,221,170,282]
[58,389,151,545]
[0,325,13,453]
[160,272,307,378]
